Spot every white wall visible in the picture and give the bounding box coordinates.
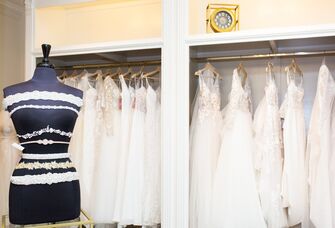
[35,0,161,49]
[190,0,335,34]
[0,0,25,94]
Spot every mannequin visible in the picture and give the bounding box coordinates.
[2,44,82,224]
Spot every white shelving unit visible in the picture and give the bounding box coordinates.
[24,1,335,227]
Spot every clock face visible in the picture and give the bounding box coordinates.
[210,9,235,32]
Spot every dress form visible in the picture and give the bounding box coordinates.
[3,45,83,225]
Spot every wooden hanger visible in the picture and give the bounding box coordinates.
[122,67,133,78]
[286,58,303,76]
[102,68,113,78]
[110,67,122,79]
[90,69,103,78]
[237,62,247,87]
[266,61,275,82]
[131,66,144,79]
[195,62,220,77]
[69,70,78,78]
[58,71,68,79]
[142,66,161,79]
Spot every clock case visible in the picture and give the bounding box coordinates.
[206,3,240,33]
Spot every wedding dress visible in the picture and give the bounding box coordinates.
[189,69,221,228]
[121,82,146,225]
[279,71,309,227]
[211,69,266,228]
[0,109,20,216]
[253,75,288,228]
[143,80,161,225]
[90,76,121,223]
[76,74,98,213]
[67,79,84,194]
[308,64,335,228]
[113,75,134,223]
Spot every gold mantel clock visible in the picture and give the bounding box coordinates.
[206,3,239,33]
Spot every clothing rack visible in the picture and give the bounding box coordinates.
[54,60,161,70]
[191,50,335,62]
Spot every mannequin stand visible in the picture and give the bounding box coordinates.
[2,209,93,228]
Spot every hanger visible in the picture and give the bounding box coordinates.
[322,56,326,65]
[76,69,89,79]
[58,71,68,80]
[131,66,144,79]
[237,62,248,87]
[142,66,161,79]
[285,58,303,85]
[195,62,220,77]
[90,69,103,78]
[266,61,275,83]
[70,70,78,78]
[286,59,303,76]
[123,67,133,78]
[102,68,113,78]
[110,67,122,79]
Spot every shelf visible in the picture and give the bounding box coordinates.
[187,25,335,59]
[33,38,163,57]
[187,24,335,47]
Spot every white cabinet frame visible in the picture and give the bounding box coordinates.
[25,1,335,227]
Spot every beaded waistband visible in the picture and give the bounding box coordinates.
[22,153,70,160]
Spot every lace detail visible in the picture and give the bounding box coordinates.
[286,83,304,109]
[221,69,252,131]
[104,77,121,135]
[3,90,83,109]
[95,75,105,137]
[135,86,147,112]
[9,105,79,116]
[197,70,221,123]
[11,171,78,185]
[105,77,121,110]
[22,153,70,160]
[228,70,251,112]
[16,161,74,170]
[265,82,278,106]
[254,83,286,227]
[20,139,70,145]
[17,125,72,139]
[280,82,304,118]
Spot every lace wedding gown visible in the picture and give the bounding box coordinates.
[308,64,335,228]
[0,109,20,216]
[121,82,146,225]
[113,75,134,223]
[143,81,161,225]
[189,70,221,228]
[254,77,288,228]
[90,76,121,223]
[211,69,266,228]
[279,72,309,227]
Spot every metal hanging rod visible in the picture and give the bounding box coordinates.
[54,60,161,70]
[192,50,335,62]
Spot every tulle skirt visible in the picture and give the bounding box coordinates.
[90,110,121,223]
[211,110,266,228]
[121,109,145,225]
[189,113,221,228]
